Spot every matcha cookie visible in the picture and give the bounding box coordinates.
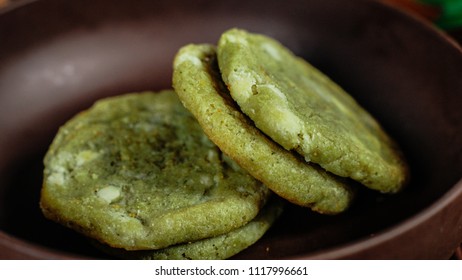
[173,44,354,214]
[217,29,408,193]
[40,90,270,250]
[94,197,284,260]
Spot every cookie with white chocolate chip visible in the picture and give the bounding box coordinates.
[217,29,408,193]
[40,90,271,251]
[93,197,284,260]
[172,44,354,214]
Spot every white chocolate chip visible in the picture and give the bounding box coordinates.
[75,150,99,166]
[200,175,213,187]
[47,170,66,186]
[228,71,256,102]
[97,186,121,203]
[206,149,218,162]
[257,84,287,102]
[261,42,281,60]
[223,34,248,46]
[174,52,202,68]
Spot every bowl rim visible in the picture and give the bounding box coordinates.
[0,230,87,259]
[294,1,462,258]
[299,178,462,259]
[378,0,462,51]
[0,0,36,15]
[2,179,462,259]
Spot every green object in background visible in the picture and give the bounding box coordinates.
[421,0,462,29]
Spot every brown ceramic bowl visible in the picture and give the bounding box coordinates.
[1,0,461,260]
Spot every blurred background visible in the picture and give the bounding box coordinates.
[2,0,459,43]
[1,0,461,44]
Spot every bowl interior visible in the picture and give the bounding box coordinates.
[1,0,462,259]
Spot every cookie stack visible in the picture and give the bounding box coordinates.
[173,29,408,212]
[40,29,408,259]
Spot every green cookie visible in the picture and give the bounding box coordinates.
[217,29,408,193]
[94,197,284,260]
[40,90,270,250]
[173,44,354,214]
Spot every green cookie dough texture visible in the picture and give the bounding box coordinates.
[172,44,354,214]
[40,90,270,250]
[217,28,408,193]
[94,197,284,260]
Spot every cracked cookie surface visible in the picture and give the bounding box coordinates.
[40,90,270,250]
[217,29,408,193]
[173,44,354,214]
[94,197,284,260]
